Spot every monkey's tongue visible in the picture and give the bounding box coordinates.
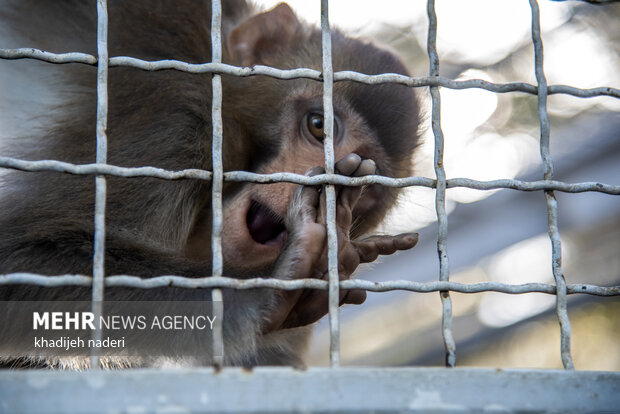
[246,202,287,247]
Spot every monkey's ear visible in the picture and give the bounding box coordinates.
[227,3,301,67]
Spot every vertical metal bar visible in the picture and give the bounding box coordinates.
[427,0,456,368]
[529,0,574,370]
[320,0,340,367]
[90,0,109,370]
[210,0,225,367]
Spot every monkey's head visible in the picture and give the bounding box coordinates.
[187,4,420,274]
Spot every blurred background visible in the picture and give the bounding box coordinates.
[1,0,618,370]
[254,0,620,370]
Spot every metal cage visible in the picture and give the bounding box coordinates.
[0,0,619,412]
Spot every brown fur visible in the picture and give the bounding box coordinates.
[0,0,419,367]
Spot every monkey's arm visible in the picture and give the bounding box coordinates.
[262,154,419,334]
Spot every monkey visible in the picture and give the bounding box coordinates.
[0,0,420,368]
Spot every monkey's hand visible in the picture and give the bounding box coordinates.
[262,154,418,334]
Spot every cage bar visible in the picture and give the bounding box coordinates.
[319,0,342,368]
[1,156,619,194]
[426,0,456,368]
[0,273,618,296]
[529,0,574,370]
[89,0,110,370]
[210,0,225,367]
[2,48,619,99]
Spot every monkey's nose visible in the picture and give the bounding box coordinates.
[246,201,287,248]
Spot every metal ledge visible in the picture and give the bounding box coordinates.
[0,367,618,413]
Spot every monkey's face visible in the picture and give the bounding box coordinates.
[185,2,419,275]
[218,84,403,274]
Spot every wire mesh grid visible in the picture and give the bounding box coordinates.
[0,0,619,374]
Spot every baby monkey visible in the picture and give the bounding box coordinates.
[0,0,420,367]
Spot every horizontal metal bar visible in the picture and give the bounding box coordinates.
[1,157,619,194]
[1,48,618,99]
[0,367,618,413]
[445,177,620,195]
[1,273,618,296]
[336,71,620,99]
[0,157,213,180]
[0,48,97,64]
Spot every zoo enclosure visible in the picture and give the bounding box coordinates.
[0,0,619,412]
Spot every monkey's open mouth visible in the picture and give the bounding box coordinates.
[246,201,287,247]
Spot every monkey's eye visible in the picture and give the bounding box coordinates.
[303,112,340,144]
[306,113,325,141]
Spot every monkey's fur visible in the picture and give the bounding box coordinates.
[0,0,420,368]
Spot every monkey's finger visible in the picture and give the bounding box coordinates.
[334,153,362,176]
[317,155,366,226]
[353,158,377,177]
[303,286,363,306]
[353,232,419,263]
[338,241,361,278]
[282,286,364,329]
[342,288,367,305]
[275,221,327,284]
[305,166,325,206]
[279,241,367,330]
[338,159,376,218]
[334,153,361,202]
[295,223,328,276]
[361,232,419,252]
[300,187,320,219]
[263,225,325,333]
[316,179,328,226]
[262,289,304,334]
[306,165,325,183]
[280,290,326,329]
[293,166,325,223]
[339,245,367,305]
[291,183,320,224]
